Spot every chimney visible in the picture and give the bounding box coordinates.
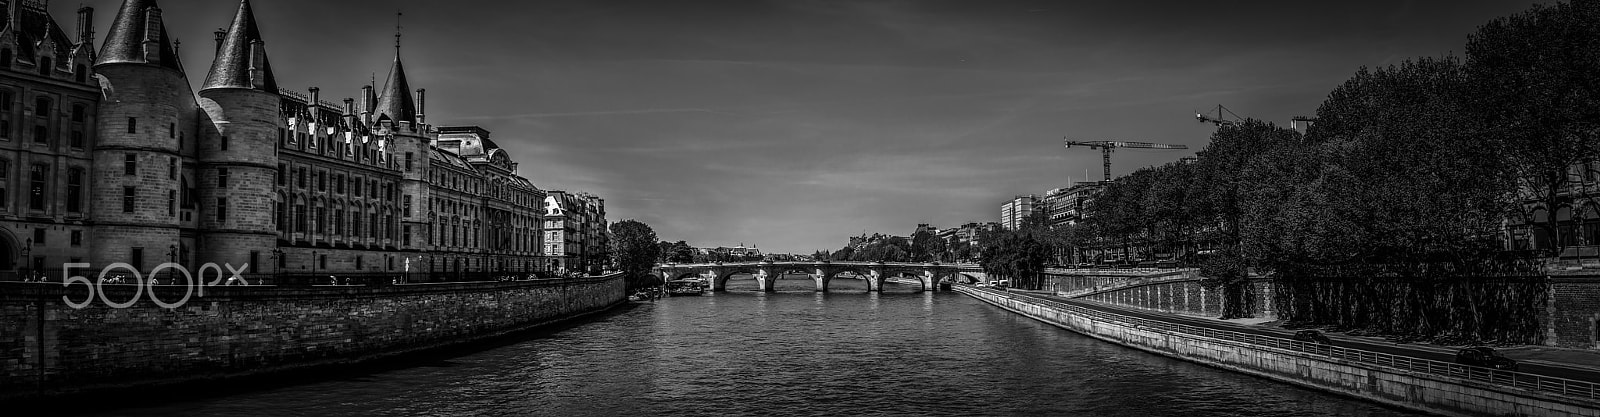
[308,87,320,108]
[142,6,162,63]
[76,7,94,46]
[360,85,375,124]
[248,40,265,89]
[415,88,426,125]
[213,28,225,53]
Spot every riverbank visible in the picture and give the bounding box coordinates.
[0,274,627,404]
[957,285,1600,417]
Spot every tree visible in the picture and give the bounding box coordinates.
[1467,0,1600,253]
[609,220,662,291]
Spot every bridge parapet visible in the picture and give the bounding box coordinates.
[653,261,957,293]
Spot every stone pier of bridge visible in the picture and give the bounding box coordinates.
[653,261,959,293]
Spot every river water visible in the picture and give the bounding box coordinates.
[88,276,1414,416]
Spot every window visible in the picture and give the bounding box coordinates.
[405,152,414,171]
[33,228,44,244]
[403,226,411,245]
[168,190,176,217]
[124,154,136,175]
[74,64,86,83]
[37,57,50,76]
[217,198,227,221]
[70,230,81,246]
[66,169,82,212]
[316,207,326,234]
[169,158,176,180]
[277,163,286,185]
[34,97,49,117]
[279,128,286,147]
[336,174,344,194]
[70,131,83,148]
[356,256,363,269]
[297,168,305,188]
[32,125,45,144]
[131,247,144,272]
[317,171,326,191]
[122,186,135,212]
[29,164,45,210]
[0,49,9,69]
[354,178,362,196]
[334,210,344,235]
[352,210,361,237]
[71,105,85,122]
[0,160,8,209]
[404,195,412,217]
[250,251,259,274]
[168,122,175,138]
[294,204,306,232]
[275,202,285,232]
[220,135,229,150]
[1,119,9,139]
[218,168,229,188]
[127,117,136,134]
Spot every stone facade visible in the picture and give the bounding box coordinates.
[0,274,627,401]
[0,0,606,282]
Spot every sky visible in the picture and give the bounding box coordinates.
[56,0,1553,254]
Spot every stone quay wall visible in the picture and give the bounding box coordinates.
[0,273,626,401]
[1045,271,1276,319]
[957,286,1600,417]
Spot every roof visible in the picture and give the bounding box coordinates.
[429,147,471,170]
[96,0,181,71]
[372,51,415,124]
[3,0,80,64]
[201,0,276,92]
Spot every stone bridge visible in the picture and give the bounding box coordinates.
[653,261,960,292]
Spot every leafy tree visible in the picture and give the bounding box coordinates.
[609,220,662,291]
[1467,0,1600,253]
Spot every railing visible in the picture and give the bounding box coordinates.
[962,286,1600,402]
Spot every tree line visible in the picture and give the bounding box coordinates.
[1047,1,1598,344]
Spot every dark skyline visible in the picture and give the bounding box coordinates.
[58,0,1553,254]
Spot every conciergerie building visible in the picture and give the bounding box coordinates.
[0,0,608,282]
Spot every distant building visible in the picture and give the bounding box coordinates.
[541,190,607,273]
[1042,182,1104,228]
[1000,194,1041,230]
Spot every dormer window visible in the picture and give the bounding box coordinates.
[37,57,50,76]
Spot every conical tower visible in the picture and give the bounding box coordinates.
[374,36,433,254]
[90,0,193,270]
[196,0,278,273]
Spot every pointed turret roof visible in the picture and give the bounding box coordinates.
[373,50,416,124]
[202,0,276,92]
[96,0,180,70]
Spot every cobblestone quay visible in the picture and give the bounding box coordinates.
[0,274,627,401]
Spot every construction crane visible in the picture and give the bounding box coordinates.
[1064,140,1189,182]
[1195,104,1244,127]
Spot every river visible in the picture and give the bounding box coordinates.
[84,275,1415,416]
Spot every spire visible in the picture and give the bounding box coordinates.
[97,0,180,70]
[202,0,276,92]
[372,13,416,125]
